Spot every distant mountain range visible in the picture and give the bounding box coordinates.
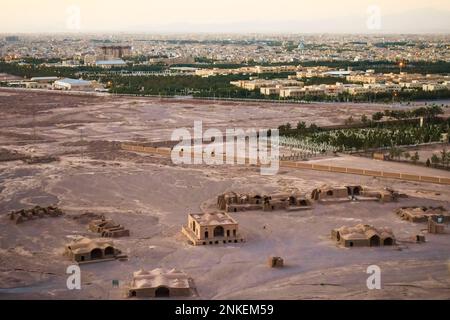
[124,8,450,34]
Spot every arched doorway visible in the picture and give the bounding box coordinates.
[289,196,296,205]
[104,246,115,256]
[383,237,393,246]
[155,286,170,297]
[336,232,341,241]
[369,235,380,247]
[214,226,224,237]
[90,248,103,260]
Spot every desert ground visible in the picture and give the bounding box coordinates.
[0,88,449,300]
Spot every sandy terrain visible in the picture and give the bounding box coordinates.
[308,154,450,178]
[0,89,449,300]
[0,88,419,145]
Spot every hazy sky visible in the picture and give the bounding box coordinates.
[1,0,450,33]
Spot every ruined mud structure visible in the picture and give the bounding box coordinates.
[89,217,130,238]
[217,191,312,213]
[24,156,59,165]
[127,268,196,298]
[8,205,63,224]
[0,148,28,162]
[182,212,245,246]
[268,256,284,268]
[396,206,450,223]
[217,185,399,213]
[331,224,396,248]
[311,185,399,202]
[415,234,426,243]
[64,237,122,263]
[0,149,58,164]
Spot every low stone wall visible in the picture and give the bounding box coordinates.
[121,143,450,185]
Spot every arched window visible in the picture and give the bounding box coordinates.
[90,248,103,260]
[369,235,380,247]
[214,226,224,237]
[383,237,393,246]
[155,286,170,298]
[104,246,115,256]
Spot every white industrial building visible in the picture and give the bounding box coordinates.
[53,78,94,91]
[95,59,127,69]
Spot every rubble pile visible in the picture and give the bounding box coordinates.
[8,205,63,224]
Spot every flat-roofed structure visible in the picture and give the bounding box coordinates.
[311,185,351,202]
[182,212,244,246]
[331,224,395,248]
[127,268,195,298]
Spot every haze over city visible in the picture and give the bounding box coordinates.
[2,0,450,33]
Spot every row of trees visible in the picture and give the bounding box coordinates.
[371,105,444,121]
[388,146,450,169]
[280,105,446,136]
[309,124,446,151]
[278,114,450,152]
[430,148,450,168]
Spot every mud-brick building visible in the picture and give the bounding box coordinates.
[358,188,398,202]
[311,185,399,202]
[8,205,63,224]
[89,217,130,238]
[182,212,245,245]
[217,191,312,212]
[218,191,264,212]
[64,237,121,263]
[285,192,312,211]
[428,216,448,234]
[127,268,195,298]
[268,256,284,268]
[331,224,395,248]
[396,206,450,223]
[311,185,352,201]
